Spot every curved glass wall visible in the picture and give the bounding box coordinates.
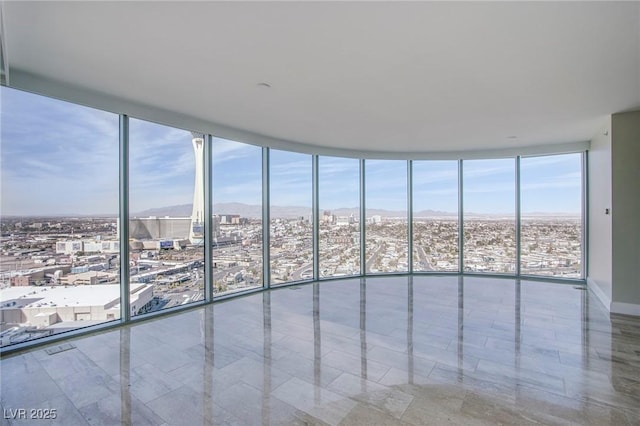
[0,87,120,346]
[129,118,205,316]
[0,86,586,350]
[463,159,517,274]
[269,150,313,285]
[319,156,361,278]
[365,160,408,274]
[212,138,264,294]
[412,161,459,272]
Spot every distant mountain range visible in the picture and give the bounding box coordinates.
[135,203,566,219]
[6,203,579,219]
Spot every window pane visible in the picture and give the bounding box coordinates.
[365,160,408,273]
[129,119,204,316]
[520,154,582,278]
[270,150,312,285]
[413,161,459,272]
[0,87,119,346]
[463,159,516,273]
[212,138,263,294]
[319,156,360,278]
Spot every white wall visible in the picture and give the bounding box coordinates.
[588,118,613,308]
[611,110,640,314]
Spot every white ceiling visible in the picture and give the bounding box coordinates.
[2,1,639,155]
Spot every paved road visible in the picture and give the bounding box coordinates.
[291,262,313,281]
[365,244,384,273]
[415,245,435,271]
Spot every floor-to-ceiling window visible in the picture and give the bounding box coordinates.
[318,156,360,278]
[0,87,120,346]
[269,150,313,285]
[520,153,583,278]
[412,161,459,272]
[0,86,590,351]
[365,160,408,274]
[129,119,205,316]
[463,159,516,273]
[212,138,263,294]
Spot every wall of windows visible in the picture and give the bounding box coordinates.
[0,86,586,350]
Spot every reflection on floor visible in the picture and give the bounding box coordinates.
[1,276,640,425]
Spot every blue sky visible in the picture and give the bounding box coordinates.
[1,86,582,216]
[270,149,312,207]
[1,87,120,216]
[213,138,262,206]
[320,156,359,211]
[129,118,196,213]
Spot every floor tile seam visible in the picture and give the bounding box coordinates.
[234,374,284,397]
[223,360,295,390]
[20,351,94,411]
[272,346,321,365]
[475,358,568,384]
[307,327,363,344]
[320,348,393,379]
[447,345,562,368]
[264,393,323,426]
[76,390,153,424]
[219,342,273,363]
[555,347,602,361]
[323,350,392,386]
[325,371,388,394]
[411,338,468,355]
[361,333,410,349]
[107,365,184,405]
[483,332,564,349]
[38,350,107,382]
[377,365,432,385]
[320,327,372,340]
[412,353,479,372]
[366,352,436,374]
[141,384,222,425]
[269,372,330,397]
[270,376,361,422]
[348,391,415,422]
[61,397,101,426]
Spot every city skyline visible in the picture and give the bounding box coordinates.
[2,86,581,216]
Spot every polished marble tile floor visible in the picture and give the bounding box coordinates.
[2,276,640,425]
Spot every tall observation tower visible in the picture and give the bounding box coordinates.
[190,132,205,244]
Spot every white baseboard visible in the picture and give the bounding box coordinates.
[587,277,612,312]
[611,302,640,316]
